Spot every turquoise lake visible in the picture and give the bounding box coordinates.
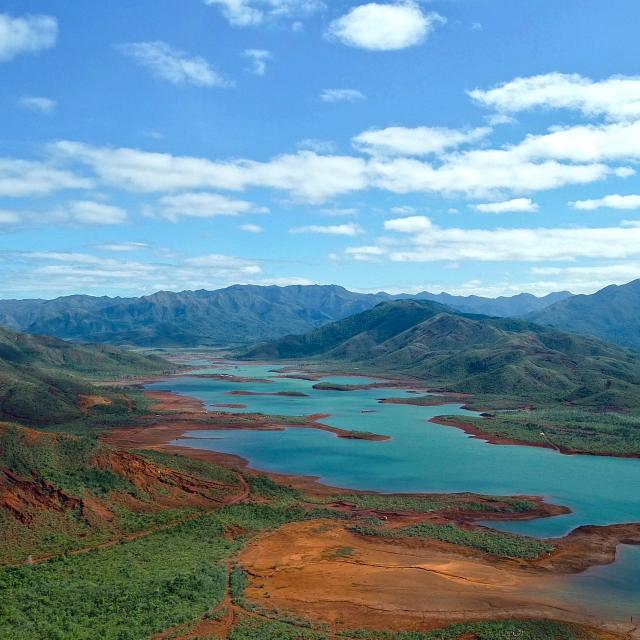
[147,362,640,619]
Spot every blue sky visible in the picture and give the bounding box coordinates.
[2,0,640,299]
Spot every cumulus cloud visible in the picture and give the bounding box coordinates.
[569,194,640,211]
[51,141,369,203]
[290,222,363,236]
[353,126,491,156]
[244,48,271,75]
[327,2,445,51]
[369,155,612,199]
[515,120,640,164]
[375,216,640,262]
[18,96,56,113]
[204,0,324,27]
[0,13,57,63]
[321,88,365,103]
[64,201,128,225]
[152,192,267,221]
[118,41,230,87]
[0,158,92,197]
[471,198,539,214]
[469,73,640,121]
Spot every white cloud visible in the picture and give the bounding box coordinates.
[0,210,20,224]
[4,250,272,296]
[66,201,128,225]
[526,263,640,294]
[378,216,640,262]
[353,126,491,156]
[370,155,611,199]
[154,192,267,221]
[0,158,92,197]
[204,0,324,26]
[471,198,539,214]
[486,113,516,126]
[344,245,387,261]
[0,13,57,63]
[240,223,263,233]
[184,253,262,274]
[18,96,56,113]
[384,215,432,233]
[327,2,445,51]
[49,122,633,205]
[321,88,365,103]
[469,73,640,121]
[244,48,271,75]
[118,41,230,87]
[95,242,150,252]
[515,120,640,164]
[52,141,369,203]
[570,194,640,211]
[290,222,363,236]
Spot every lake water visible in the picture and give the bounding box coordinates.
[147,362,640,620]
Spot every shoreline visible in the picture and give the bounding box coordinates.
[431,415,640,460]
[104,389,640,558]
[102,384,640,638]
[104,391,554,510]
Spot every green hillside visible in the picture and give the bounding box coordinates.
[530,278,640,350]
[0,326,171,425]
[244,300,640,409]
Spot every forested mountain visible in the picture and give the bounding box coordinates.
[0,285,570,347]
[417,290,572,317]
[244,299,640,409]
[0,326,169,425]
[529,279,640,350]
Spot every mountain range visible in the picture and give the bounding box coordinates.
[529,278,640,350]
[244,299,640,409]
[0,285,572,347]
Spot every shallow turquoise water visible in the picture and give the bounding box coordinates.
[555,545,640,619]
[148,363,640,538]
[147,362,640,620]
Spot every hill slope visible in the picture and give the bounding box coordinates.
[244,299,640,409]
[0,285,570,347]
[0,326,170,425]
[529,279,640,350]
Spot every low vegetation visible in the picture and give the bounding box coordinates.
[439,407,640,455]
[324,493,539,515]
[0,324,171,426]
[226,616,598,640]
[343,620,600,640]
[351,522,555,560]
[0,515,232,640]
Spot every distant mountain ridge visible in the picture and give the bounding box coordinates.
[529,279,640,350]
[243,299,640,409]
[0,285,572,347]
